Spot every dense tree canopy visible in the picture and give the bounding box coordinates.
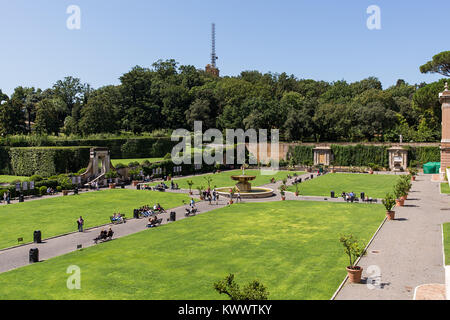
[0,58,448,142]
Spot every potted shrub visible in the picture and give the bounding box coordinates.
[280,185,286,201]
[229,187,236,204]
[106,170,118,189]
[382,193,396,220]
[409,168,418,181]
[394,183,405,207]
[368,163,374,175]
[187,180,194,195]
[340,234,366,284]
[197,185,205,200]
[294,183,299,197]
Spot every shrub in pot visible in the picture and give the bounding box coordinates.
[187,180,194,195]
[382,193,396,220]
[294,183,299,197]
[340,234,366,283]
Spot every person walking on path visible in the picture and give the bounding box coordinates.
[190,198,196,209]
[77,216,84,232]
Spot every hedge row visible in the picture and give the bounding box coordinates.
[288,146,315,165]
[0,137,177,159]
[287,144,441,168]
[9,147,91,177]
[330,145,390,167]
[407,146,441,166]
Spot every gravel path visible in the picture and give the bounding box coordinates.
[335,173,448,300]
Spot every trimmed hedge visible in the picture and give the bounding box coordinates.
[331,145,389,168]
[407,146,440,166]
[9,147,91,177]
[0,137,177,159]
[288,146,315,165]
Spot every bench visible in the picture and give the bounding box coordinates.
[110,215,126,225]
[147,218,163,228]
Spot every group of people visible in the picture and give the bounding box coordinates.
[46,187,56,195]
[89,181,100,191]
[202,189,220,205]
[2,191,10,204]
[93,228,114,243]
[111,212,125,223]
[342,192,356,202]
[147,216,160,228]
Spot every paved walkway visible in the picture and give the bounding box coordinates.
[335,173,448,300]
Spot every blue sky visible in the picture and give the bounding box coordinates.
[0,0,448,95]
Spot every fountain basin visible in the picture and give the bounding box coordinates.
[215,187,274,199]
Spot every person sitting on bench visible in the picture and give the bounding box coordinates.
[94,229,108,244]
[106,228,114,240]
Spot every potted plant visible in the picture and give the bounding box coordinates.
[106,170,118,189]
[340,234,366,284]
[229,187,237,204]
[280,185,286,201]
[394,183,405,207]
[409,167,418,181]
[294,183,299,197]
[368,163,374,175]
[187,180,194,195]
[204,176,213,192]
[197,185,205,200]
[382,193,396,220]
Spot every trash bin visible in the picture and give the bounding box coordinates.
[331,191,335,198]
[19,194,24,202]
[310,174,313,179]
[74,187,78,195]
[137,184,141,190]
[33,230,42,243]
[170,211,176,222]
[133,209,139,219]
[360,192,365,201]
[29,248,39,263]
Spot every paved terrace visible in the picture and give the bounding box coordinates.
[335,173,448,300]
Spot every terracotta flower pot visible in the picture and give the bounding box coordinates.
[132,180,140,187]
[369,170,374,175]
[346,266,363,283]
[386,210,395,220]
[281,196,286,201]
[62,190,69,196]
[109,183,116,189]
[412,176,416,181]
[295,192,299,197]
[396,199,404,207]
[229,200,234,205]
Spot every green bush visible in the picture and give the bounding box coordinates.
[29,175,43,182]
[56,186,62,192]
[9,147,90,177]
[39,186,47,196]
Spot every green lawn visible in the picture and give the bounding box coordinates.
[287,173,400,199]
[0,201,385,300]
[0,189,191,250]
[148,169,305,190]
[111,158,164,166]
[441,183,450,194]
[0,175,30,184]
[443,223,450,265]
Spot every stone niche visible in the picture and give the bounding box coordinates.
[388,147,408,171]
[313,147,332,166]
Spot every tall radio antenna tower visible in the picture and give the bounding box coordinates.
[211,23,218,68]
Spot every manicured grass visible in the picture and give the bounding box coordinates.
[0,175,29,184]
[0,189,191,250]
[148,169,305,190]
[441,183,450,194]
[443,223,450,265]
[287,173,400,199]
[0,201,385,300]
[111,158,164,166]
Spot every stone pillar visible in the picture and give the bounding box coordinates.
[441,83,450,173]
